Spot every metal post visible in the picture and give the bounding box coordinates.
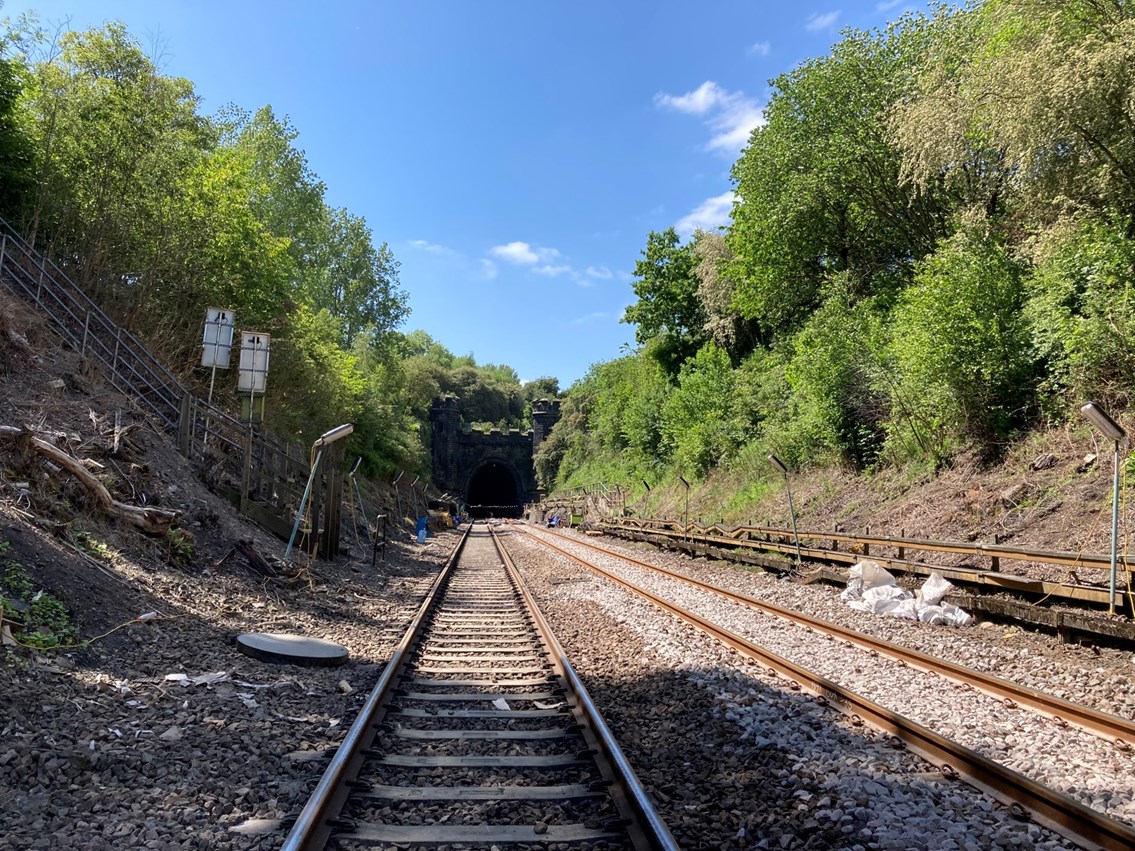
[36,256,45,307]
[240,425,254,514]
[81,310,91,355]
[201,364,218,446]
[393,470,404,531]
[177,393,191,457]
[784,475,802,566]
[112,327,122,387]
[0,233,7,275]
[678,476,689,540]
[1110,439,1121,614]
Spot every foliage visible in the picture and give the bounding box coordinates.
[692,229,758,362]
[887,227,1038,460]
[661,343,744,476]
[729,14,950,340]
[164,528,196,566]
[893,0,1135,222]
[1024,216,1135,411]
[0,47,33,222]
[0,542,77,649]
[784,276,889,468]
[622,227,706,378]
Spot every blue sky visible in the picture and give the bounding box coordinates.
[2,0,924,386]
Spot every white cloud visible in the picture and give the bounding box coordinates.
[533,264,572,277]
[675,191,736,237]
[806,10,841,31]
[488,241,561,265]
[655,81,764,154]
[876,0,903,9]
[490,241,540,264]
[408,239,452,255]
[748,40,771,57]
[479,258,498,280]
[585,265,613,279]
[653,81,729,116]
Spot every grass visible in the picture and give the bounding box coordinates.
[0,541,78,650]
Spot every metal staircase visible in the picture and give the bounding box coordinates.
[0,218,325,549]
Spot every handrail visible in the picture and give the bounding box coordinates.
[0,218,313,513]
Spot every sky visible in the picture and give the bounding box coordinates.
[2,0,928,386]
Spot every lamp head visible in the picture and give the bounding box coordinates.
[1080,402,1128,445]
[768,454,789,475]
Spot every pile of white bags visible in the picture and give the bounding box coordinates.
[840,560,971,627]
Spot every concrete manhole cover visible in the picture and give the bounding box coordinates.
[235,632,349,666]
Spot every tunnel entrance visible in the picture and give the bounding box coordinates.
[465,460,521,518]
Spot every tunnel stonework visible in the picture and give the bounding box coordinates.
[429,396,560,516]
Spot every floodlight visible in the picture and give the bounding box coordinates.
[1080,402,1127,444]
[314,423,354,448]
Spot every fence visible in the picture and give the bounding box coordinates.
[0,219,366,556]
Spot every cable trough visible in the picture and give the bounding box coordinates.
[280,523,677,851]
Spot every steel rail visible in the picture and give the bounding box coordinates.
[602,519,1119,606]
[525,526,1135,750]
[520,526,1135,851]
[605,517,1126,574]
[279,525,470,851]
[491,526,680,851]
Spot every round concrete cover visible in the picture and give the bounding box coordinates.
[236,632,349,667]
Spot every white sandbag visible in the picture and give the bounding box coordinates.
[919,572,954,606]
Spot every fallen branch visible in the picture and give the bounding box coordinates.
[235,539,279,577]
[0,424,180,536]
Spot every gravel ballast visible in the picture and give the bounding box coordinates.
[506,525,1125,850]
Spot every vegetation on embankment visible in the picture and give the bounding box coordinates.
[0,14,553,479]
[537,0,1135,536]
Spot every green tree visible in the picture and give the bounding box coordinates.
[1024,216,1135,411]
[784,276,889,467]
[661,343,742,476]
[0,48,33,222]
[888,227,1039,460]
[892,1,1135,223]
[622,227,705,377]
[729,15,950,339]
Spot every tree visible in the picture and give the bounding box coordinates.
[691,229,758,362]
[892,1,1135,224]
[661,343,742,476]
[622,227,705,377]
[729,15,950,340]
[888,227,1039,459]
[0,48,33,222]
[784,276,888,467]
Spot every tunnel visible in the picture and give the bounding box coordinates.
[465,459,521,518]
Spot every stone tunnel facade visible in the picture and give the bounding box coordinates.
[429,396,561,517]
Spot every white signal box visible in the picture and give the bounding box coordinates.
[201,308,235,368]
[237,332,270,393]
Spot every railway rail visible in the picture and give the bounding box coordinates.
[598,517,1128,609]
[280,522,677,851]
[514,523,1135,851]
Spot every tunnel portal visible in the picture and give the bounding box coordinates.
[429,396,561,517]
[465,460,521,518]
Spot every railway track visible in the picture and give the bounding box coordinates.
[281,523,677,850]
[514,523,1135,851]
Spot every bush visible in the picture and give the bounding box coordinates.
[661,343,744,476]
[887,228,1038,461]
[1024,216,1135,413]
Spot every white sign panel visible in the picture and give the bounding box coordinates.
[201,308,235,368]
[237,332,270,393]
